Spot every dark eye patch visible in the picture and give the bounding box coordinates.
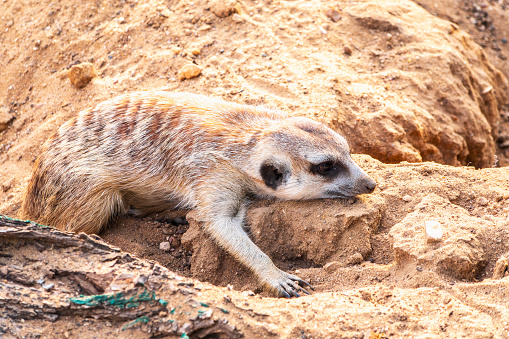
[260,162,288,190]
[310,160,343,179]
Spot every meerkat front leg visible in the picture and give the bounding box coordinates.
[195,163,312,297]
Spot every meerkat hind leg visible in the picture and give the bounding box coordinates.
[59,187,127,234]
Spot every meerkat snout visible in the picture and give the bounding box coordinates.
[362,175,377,193]
[21,91,376,298]
[338,158,377,196]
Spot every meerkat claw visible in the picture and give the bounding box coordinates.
[273,272,313,298]
[280,290,291,298]
[297,278,314,291]
[288,274,314,291]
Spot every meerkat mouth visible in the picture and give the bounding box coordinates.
[324,191,357,199]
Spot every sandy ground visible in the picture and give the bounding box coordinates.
[1,0,509,338]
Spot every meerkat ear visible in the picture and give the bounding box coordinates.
[260,161,287,190]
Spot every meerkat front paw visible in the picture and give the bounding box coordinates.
[266,269,314,298]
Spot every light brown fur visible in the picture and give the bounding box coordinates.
[21,91,376,297]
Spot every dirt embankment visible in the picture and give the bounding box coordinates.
[2,157,509,338]
[1,0,509,338]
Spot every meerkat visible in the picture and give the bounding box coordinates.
[21,91,376,298]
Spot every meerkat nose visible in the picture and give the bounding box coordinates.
[365,178,377,193]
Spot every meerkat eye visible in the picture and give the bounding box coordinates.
[317,161,334,175]
[310,160,341,178]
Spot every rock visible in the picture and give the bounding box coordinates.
[170,236,180,248]
[1,180,13,192]
[42,283,54,290]
[68,62,98,89]
[210,0,236,18]
[231,14,244,23]
[492,255,508,279]
[478,197,489,206]
[324,261,342,273]
[173,216,187,225]
[337,1,508,168]
[425,220,443,243]
[171,46,182,55]
[245,196,384,266]
[347,252,364,266]
[190,48,201,56]
[325,9,342,22]
[198,24,212,32]
[402,195,412,202]
[183,195,384,288]
[390,194,487,280]
[0,107,14,132]
[159,242,171,251]
[177,64,202,81]
[343,45,353,55]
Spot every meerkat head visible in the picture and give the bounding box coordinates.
[247,117,376,200]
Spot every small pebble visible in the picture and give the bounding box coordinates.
[502,38,508,44]
[347,252,364,266]
[478,197,488,206]
[170,236,180,248]
[68,62,98,89]
[492,256,508,279]
[261,52,267,57]
[198,24,212,32]
[0,107,14,132]
[344,45,352,55]
[190,48,201,56]
[42,283,54,290]
[402,195,412,202]
[416,266,423,272]
[325,8,342,22]
[232,13,244,23]
[177,64,202,81]
[210,0,236,18]
[1,181,12,192]
[425,220,443,242]
[319,26,327,34]
[171,46,182,55]
[173,216,187,225]
[324,261,342,273]
[135,275,148,285]
[160,241,171,251]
